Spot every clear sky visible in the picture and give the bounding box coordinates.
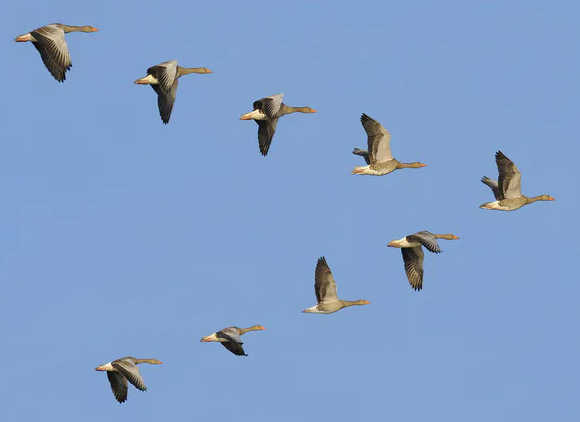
[2,1,579,421]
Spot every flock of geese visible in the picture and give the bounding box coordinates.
[15,22,556,404]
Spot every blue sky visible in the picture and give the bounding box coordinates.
[2,1,578,421]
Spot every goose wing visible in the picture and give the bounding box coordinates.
[111,359,147,391]
[401,247,424,291]
[352,148,370,164]
[106,371,128,403]
[361,114,392,164]
[495,151,522,199]
[314,257,338,304]
[481,176,501,200]
[217,328,247,356]
[30,25,71,82]
[256,118,279,156]
[147,60,178,92]
[152,79,178,124]
[406,231,441,253]
[253,93,284,119]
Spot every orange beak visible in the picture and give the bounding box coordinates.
[95,365,106,371]
[387,241,396,247]
[548,196,555,201]
[15,34,30,42]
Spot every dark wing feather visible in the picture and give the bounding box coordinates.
[147,64,175,92]
[221,341,247,356]
[401,247,424,291]
[407,231,441,253]
[481,176,501,200]
[112,361,147,391]
[352,148,370,164]
[30,28,71,82]
[106,371,128,403]
[217,329,247,356]
[314,257,338,303]
[256,118,278,156]
[495,151,522,199]
[151,79,178,124]
[254,94,283,119]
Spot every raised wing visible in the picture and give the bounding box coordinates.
[106,371,128,403]
[495,151,522,199]
[401,247,424,291]
[112,360,147,391]
[481,176,501,200]
[361,114,392,164]
[254,93,284,119]
[407,231,441,253]
[314,257,338,304]
[30,25,71,82]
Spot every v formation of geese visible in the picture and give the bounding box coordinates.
[15,22,556,404]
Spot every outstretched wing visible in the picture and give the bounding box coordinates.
[112,360,147,391]
[30,25,71,82]
[256,118,279,156]
[254,93,284,119]
[481,176,501,200]
[401,247,425,291]
[106,371,128,403]
[495,151,522,199]
[314,257,338,304]
[407,231,441,253]
[361,114,392,164]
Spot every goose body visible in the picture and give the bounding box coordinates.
[352,114,426,175]
[95,356,162,403]
[303,257,370,314]
[388,231,459,291]
[15,23,98,82]
[480,151,554,211]
[201,325,265,356]
[135,60,212,124]
[240,93,316,156]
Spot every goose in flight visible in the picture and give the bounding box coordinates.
[15,23,98,82]
[388,231,459,291]
[95,356,162,403]
[303,257,370,314]
[352,114,427,175]
[240,93,316,156]
[480,151,554,211]
[135,60,212,124]
[201,325,265,356]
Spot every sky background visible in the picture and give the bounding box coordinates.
[2,1,579,421]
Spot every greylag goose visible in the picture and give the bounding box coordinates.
[135,60,212,124]
[303,257,370,314]
[95,356,162,403]
[352,114,427,175]
[15,23,98,82]
[388,231,459,291]
[201,325,265,356]
[480,151,555,211]
[240,93,316,156]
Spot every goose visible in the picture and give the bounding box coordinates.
[480,151,555,211]
[15,23,98,82]
[95,356,162,403]
[240,93,316,156]
[303,257,370,314]
[388,231,459,291]
[135,60,212,124]
[200,325,265,356]
[352,114,427,175]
